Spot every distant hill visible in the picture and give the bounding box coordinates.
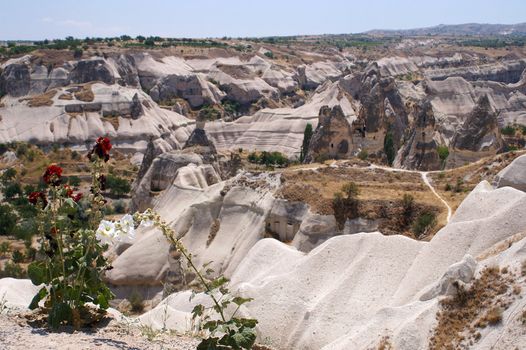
[365,23,526,36]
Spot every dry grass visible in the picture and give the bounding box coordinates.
[278,166,443,239]
[429,266,519,349]
[429,151,526,212]
[58,93,73,100]
[74,84,95,102]
[19,89,57,107]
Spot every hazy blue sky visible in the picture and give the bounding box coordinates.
[1,0,525,40]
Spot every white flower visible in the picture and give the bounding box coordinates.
[140,219,154,228]
[115,214,135,243]
[96,220,116,245]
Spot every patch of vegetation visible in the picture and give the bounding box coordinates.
[199,104,222,121]
[383,131,396,166]
[357,149,368,161]
[332,182,360,230]
[412,211,436,238]
[437,145,449,169]
[430,266,517,349]
[106,174,131,197]
[263,51,274,59]
[247,151,289,167]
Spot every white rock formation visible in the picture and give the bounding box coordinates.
[138,179,526,349]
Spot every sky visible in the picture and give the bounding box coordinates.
[1,0,525,40]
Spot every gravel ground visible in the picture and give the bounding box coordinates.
[0,313,198,350]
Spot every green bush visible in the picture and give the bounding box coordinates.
[264,51,274,59]
[357,149,368,161]
[501,125,516,136]
[128,289,145,313]
[1,168,17,184]
[11,250,24,263]
[0,261,26,279]
[247,151,289,167]
[0,204,17,236]
[113,200,126,214]
[412,212,436,237]
[106,175,131,197]
[383,132,396,166]
[437,145,449,166]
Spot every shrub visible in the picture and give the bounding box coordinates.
[401,194,414,227]
[454,177,463,193]
[332,182,360,229]
[1,168,17,184]
[0,204,17,236]
[113,200,126,214]
[437,145,449,168]
[106,175,131,197]
[357,149,368,161]
[0,242,10,256]
[247,151,288,167]
[501,125,516,136]
[412,212,436,237]
[11,250,24,263]
[2,182,22,200]
[0,261,26,279]
[128,289,145,313]
[383,132,396,166]
[264,51,274,59]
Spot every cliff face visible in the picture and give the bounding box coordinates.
[357,64,409,148]
[305,105,355,162]
[396,100,441,170]
[453,95,503,152]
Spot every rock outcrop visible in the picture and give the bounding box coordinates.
[495,154,526,192]
[305,105,356,162]
[396,100,442,170]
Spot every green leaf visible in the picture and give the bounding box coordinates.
[192,304,205,319]
[29,287,47,310]
[236,318,258,328]
[209,276,229,290]
[232,297,253,306]
[96,292,109,309]
[27,262,46,285]
[48,302,72,329]
[202,320,218,331]
[231,326,257,349]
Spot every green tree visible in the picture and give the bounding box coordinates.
[383,131,396,166]
[437,145,449,169]
[300,123,313,162]
[0,204,17,236]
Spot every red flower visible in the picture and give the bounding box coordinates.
[64,185,74,197]
[64,185,83,202]
[28,191,48,207]
[88,137,112,162]
[43,164,63,186]
[72,193,83,202]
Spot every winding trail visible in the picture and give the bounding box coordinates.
[368,164,453,223]
[287,161,453,223]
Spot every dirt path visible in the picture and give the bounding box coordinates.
[367,164,453,223]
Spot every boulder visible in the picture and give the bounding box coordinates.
[495,154,526,192]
